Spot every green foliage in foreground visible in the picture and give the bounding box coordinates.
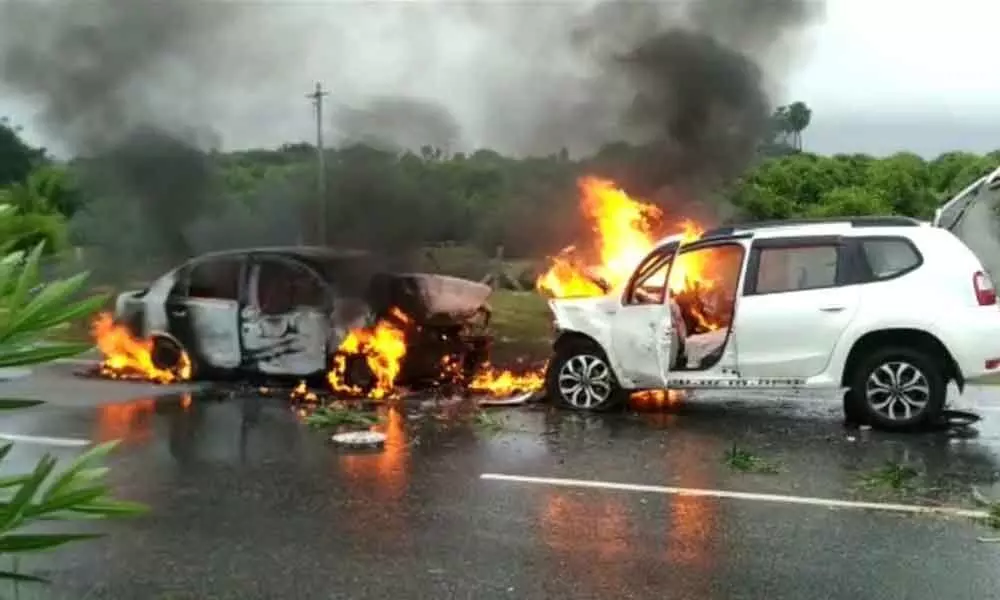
[0,238,146,587]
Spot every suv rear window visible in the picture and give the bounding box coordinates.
[755,245,838,294]
[860,238,921,280]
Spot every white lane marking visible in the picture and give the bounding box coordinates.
[480,473,989,519]
[0,433,91,448]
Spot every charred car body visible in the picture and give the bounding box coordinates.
[112,247,492,387]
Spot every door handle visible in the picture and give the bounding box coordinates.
[819,305,845,313]
[169,307,188,317]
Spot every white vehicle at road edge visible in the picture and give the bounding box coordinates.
[545,190,1000,431]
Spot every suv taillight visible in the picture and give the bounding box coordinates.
[974,271,996,306]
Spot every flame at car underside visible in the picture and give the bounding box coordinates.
[91,313,192,384]
[326,308,411,400]
[90,308,542,400]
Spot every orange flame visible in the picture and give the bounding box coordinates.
[327,308,410,400]
[91,313,192,383]
[630,389,686,410]
[535,176,735,334]
[537,176,705,299]
[468,362,546,396]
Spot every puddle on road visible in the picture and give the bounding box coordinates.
[44,383,1000,516]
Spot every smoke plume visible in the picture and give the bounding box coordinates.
[0,0,824,268]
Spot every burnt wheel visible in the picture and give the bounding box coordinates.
[342,354,376,395]
[546,339,625,412]
[151,336,196,380]
[845,346,945,432]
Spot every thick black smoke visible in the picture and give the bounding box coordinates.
[0,0,301,271]
[0,0,824,272]
[335,96,464,154]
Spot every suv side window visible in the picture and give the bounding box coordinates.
[860,238,921,280]
[624,248,674,305]
[754,245,839,294]
[187,257,242,301]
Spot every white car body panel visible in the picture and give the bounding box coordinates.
[732,284,861,379]
[187,299,242,369]
[610,303,671,388]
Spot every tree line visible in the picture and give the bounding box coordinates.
[0,104,998,268]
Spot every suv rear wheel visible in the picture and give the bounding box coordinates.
[845,346,945,431]
[546,340,626,412]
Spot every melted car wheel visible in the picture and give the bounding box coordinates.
[546,340,625,412]
[151,336,195,379]
[846,346,945,431]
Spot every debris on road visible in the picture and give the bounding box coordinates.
[724,443,781,474]
[856,461,921,494]
[303,405,381,429]
[475,390,543,407]
[330,431,387,449]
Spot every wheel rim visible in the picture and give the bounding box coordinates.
[557,354,612,409]
[865,361,930,421]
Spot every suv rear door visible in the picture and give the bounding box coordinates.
[933,166,1000,282]
[731,236,861,379]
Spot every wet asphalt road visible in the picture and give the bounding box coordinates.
[3,365,1000,599]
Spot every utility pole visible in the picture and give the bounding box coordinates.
[306,81,329,246]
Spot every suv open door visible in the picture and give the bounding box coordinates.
[609,239,682,389]
[933,165,1000,281]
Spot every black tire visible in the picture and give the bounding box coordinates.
[841,390,867,427]
[545,339,627,412]
[151,336,199,380]
[845,346,946,432]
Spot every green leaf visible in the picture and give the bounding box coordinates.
[0,533,102,553]
[71,499,148,517]
[0,342,92,367]
[0,475,33,490]
[0,252,24,301]
[7,242,44,312]
[0,399,44,411]
[66,467,110,484]
[0,570,47,583]
[41,440,118,503]
[5,272,90,335]
[0,454,56,531]
[30,486,107,518]
[34,293,107,331]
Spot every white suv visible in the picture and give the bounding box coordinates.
[545,214,1000,431]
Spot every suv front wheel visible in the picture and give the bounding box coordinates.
[845,346,946,431]
[546,340,626,412]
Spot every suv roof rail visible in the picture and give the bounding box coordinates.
[699,216,922,239]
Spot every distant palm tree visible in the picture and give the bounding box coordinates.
[785,101,813,151]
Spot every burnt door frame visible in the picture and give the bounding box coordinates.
[241,253,334,375]
[166,253,249,371]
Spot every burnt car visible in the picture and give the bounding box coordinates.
[111,246,492,387]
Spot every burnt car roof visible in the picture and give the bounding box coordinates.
[192,246,371,262]
[184,246,382,294]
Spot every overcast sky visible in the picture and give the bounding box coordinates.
[2,0,999,158]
